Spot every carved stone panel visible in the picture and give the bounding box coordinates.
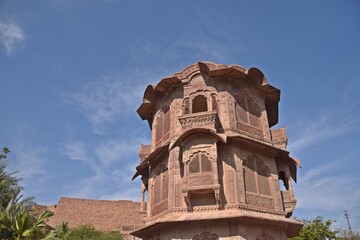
[178,111,218,131]
[189,175,213,186]
[246,193,275,210]
[234,93,264,138]
[191,193,217,207]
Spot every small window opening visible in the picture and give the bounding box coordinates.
[189,153,212,174]
[183,99,190,114]
[192,95,208,113]
[201,155,211,172]
[189,156,200,173]
[278,171,289,191]
[211,95,217,111]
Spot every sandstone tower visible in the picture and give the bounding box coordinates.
[131,62,302,240]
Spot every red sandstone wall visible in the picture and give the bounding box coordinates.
[46,197,144,232]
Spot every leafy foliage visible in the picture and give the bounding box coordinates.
[0,193,54,240]
[67,225,122,240]
[290,216,360,240]
[0,147,34,210]
[0,147,52,240]
[43,222,71,240]
[0,147,122,240]
[44,223,122,240]
[290,216,339,240]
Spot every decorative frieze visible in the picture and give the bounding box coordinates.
[237,122,263,137]
[178,111,218,131]
[189,175,213,186]
[246,193,275,210]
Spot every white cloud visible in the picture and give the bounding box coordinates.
[94,138,139,166]
[296,161,360,211]
[13,146,47,182]
[128,15,240,65]
[288,110,358,153]
[9,144,49,197]
[63,155,141,201]
[69,70,163,133]
[0,20,26,55]
[99,186,140,201]
[130,34,226,65]
[62,141,88,161]
[294,158,360,231]
[61,137,143,201]
[48,0,74,10]
[171,36,225,61]
[62,140,101,174]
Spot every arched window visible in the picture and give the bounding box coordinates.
[248,98,261,128]
[243,158,257,193]
[243,156,271,196]
[153,169,161,204]
[189,153,212,174]
[155,114,163,143]
[183,98,190,114]
[155,106,170,144]
[189,157,200,173]
[211,94,217,111]
[153,163,168,206]
[235,94,248,123]
[278,171,289,191]
[257,159,271,195]
[192,95,208,113]
[235,94,263,137]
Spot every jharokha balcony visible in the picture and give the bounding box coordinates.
[178,111,219,131]
[281,190,297,217]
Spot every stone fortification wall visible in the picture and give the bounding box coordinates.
[46,197,144,232]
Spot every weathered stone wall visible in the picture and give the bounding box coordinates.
[45,197,144,233]
[141,220,288,240]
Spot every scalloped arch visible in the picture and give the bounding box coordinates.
[169,128,227,150]
[188,150,213,163]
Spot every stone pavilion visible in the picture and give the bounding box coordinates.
[131,62,303,240]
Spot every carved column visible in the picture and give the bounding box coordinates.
[140,182,146,211]
[235,154,246,205]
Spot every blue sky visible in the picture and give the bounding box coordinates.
[1,0,359,232]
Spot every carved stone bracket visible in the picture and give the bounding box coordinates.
[281,190,297,217]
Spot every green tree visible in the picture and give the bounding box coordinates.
[0,196,53,239]
[290,216,339,240]
[0,147,19,208]
[0,147,53,240]
[0,147,33,210]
